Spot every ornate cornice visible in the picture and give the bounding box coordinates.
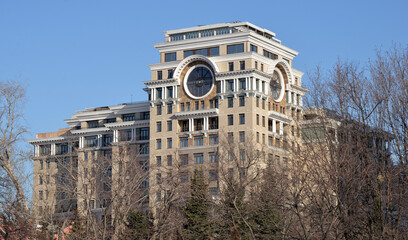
[174,109,219,120]
[144,78,178,87]
[268,110,293,124]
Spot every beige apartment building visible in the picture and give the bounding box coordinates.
[29,22,307,225]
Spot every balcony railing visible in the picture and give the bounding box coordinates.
[209,124,218,130]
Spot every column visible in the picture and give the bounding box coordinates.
[272,120,276,133]
[163,87,166,100]
[189,118,193,132]
[152,88,156,101]
[287,91,291,104]
[204,117,209,130]
[279,122,283,135]
[98,134,103,148]
[299,95,303,107]
[252,78,256,91]
[113,130,118,143]
[131,128,135,141]
[246,77,249,90]
[79,136,84,149]
[51,144,56,156]
[35,145,39,157]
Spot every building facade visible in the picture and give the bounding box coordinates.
[29,22,307,225]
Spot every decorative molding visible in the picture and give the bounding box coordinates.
[173,109,219,120]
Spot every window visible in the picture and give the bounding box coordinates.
[180,154,189,165]
[39,176,43,185]
[239,114,245,124]
[180,137,188,148]
[167,138,173,149]
[261,63,264,72]
[269,136,273,146]
[240,60,245,70]
[157,173,162,184]
[250,44,258,53]
[180,103,185,111]
[123,114,135,121]
[239,96,245,106]
[103,134,113,146]
[167,103,172,114]
[40,145,51,156]
[168,69,174,79]
[256,97,259,107]
[228,115,233,125]
[40,160,43,169]
[209,170,218,181]
[255,61,258,69]
[228,152,234,161]
[256,114,260,125]
[228,97,233,108]
[187,102,190,111]
[156,139,162,149]
[195,101,199,110]
[157,122,162,132]
[119,129,132,141]
[257,132,260,143]
[157,105,162,115]
[216,27,229,35]
[85,136,98,147]
[157,88,162,99]
[194,153,204,164]
[227,80,234,92]
[263,134,265,144]
[263,50,278,60]
[239,131,245,142]
[88,120,99,128]
[240,149,245,161]
[180,173,189,182]
[157,71,162,80]
[209,152,218,163]
[228,132,234,143]
[186,31,199,39]
[165,52,176,62]
[142,111,150,120]
[201,101,204,109]
[156,156,162,166]
[194,135,203,146]
[170,34,184,41]
[210,99,218,109]
[239,78,246,90]
[229,62,234,71]
[184,47,219,57]
[46,160,50,169]
[156,191,162,201]
[39,191,43,200]
[167,120,172,131]
[227,43,244,54]
[167,155,172,166]
[209,187,219,196]
[209,134,218,145]
[262,116,265,127]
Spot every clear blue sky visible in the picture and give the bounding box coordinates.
[1,0,408,141]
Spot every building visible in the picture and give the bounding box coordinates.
[28,22,308,226]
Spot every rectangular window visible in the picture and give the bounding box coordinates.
[240,60,245,70]
[209,170,218,181]
[39,191,43,200]
[227,80,234,92]
[201,29,214,37]
[228,132,234,143]
[262,116,265,127]
[167,103,172,114]
[195,101,199,110]
[156,139,162,150]
[165,52,176,62]
[181,103,185,111]
[228,97,233,108]
[255,61,258,69]
[157,121,162,132]
[156,156,162,166]
[123,114,135,122]
[39,176,43,185]
[256,114,259,125]
[85,136,98,147]
[262,99,265,109]
[239,131,245,142]
[194,153,204,164]
[103,134,113,146]
[228,115,233,125]
[40,145,51,156]
[170,34,184,41]
[167,138,172,148]
[87,120,99,128]
[157,71,162,80]
[227,43,244,54]
[168,69,174,79]
[157,105,162,115]
[250,44,258,53]
[239,96,245,106]
[263,134,265,144]
[209,134,218,145]
[167,155,172,166]
[167,120,172,131]
[257,132,260,143]
[201,101,204,109]
[157,88,162,99]
[239,78,246,90]
[268,136,273,146]
[46,160,50,169]
[140,143,149,155]
[210,47,219,56]
[261,63,264,72]
[216,27,229,35]
[180,154,189,165]
[256,97,259,107]
[156,191,162,201]
[209,187,219,196]
[187,102,190,111]
[180,137,188,148]
[194,135,203,146]
[229,62,234,71]
[263,50,278,60]
[209,152,218,163]
[239,113,245,124]
[185,31,199,39]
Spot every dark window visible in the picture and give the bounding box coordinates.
[167,120,172,131]
[194,153,204,164]
[240,61,245,70]
[209,170,218,181]
[119,129,132,141]
[157,71,162,80]
[239,78,246,90]
[210,47,219,56]
[167,138,172,148]
[187,102,190,111]
[227,80,234,91]
[180,154,189,165]
[201,101,204,109]
[229,62,234,71]
[228,132,234,143]
[240,131,245,142]
[156,139,162,149]
[165,52,176,62]
[263,50,278,60]
[194,135,203,146]
[228,97,233,108]
[180,137,188,148]
[157,122,162,132]
[167,86,173,98]
[228,115,233,125]
[168,69,174,79]
[157,88,162,99]
[239,114,245,124]
[181,103,185,111]
[167,103,172,114]
[123,114,135,122]
[256,114,260,125]
[209,134,218,145]
[157,105,162,115]
[87,121,99,128]
[85,136,98,147]
[250,44,257,53]
[167,155,172,166]
[227,43,244,54]
[239,96,245,106]
[105,118,116,123]
[195,101,199,110]
[156,156,162,166]
[209,152,218,163]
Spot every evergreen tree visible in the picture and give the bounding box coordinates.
[182,168,211,240]
[65,209,85,240]
[124,210,154,239]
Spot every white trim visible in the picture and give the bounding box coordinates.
[183,64,215,100]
